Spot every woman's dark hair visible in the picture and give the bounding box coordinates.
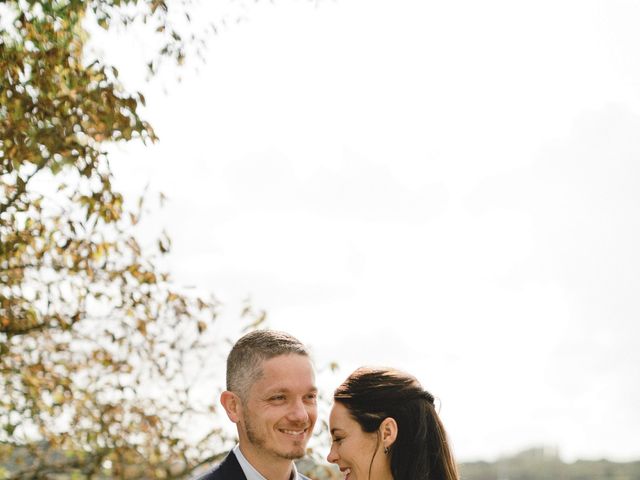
[334,367,458,480]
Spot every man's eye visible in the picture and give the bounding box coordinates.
[269,395,285,401]
[305,393,317,402]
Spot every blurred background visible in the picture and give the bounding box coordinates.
[2,0,640,478]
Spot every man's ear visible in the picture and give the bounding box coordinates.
[380,417,398,449]
[220,390,242,424]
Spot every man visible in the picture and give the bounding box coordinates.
[197,330,317,480]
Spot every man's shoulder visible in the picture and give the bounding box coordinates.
[194,451,245,480]
[194,450,314,480]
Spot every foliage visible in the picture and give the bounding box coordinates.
[0,1,231,478]
[459,447,640,480]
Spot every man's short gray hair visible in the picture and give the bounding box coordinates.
[226,330,310,400]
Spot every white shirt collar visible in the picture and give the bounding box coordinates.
[233,444,301,480]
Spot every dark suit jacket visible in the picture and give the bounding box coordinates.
[196,451,246,480]
[195,451,311,480]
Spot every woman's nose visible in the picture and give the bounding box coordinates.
[327,445,338,464]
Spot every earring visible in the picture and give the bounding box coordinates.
[384,446,390,455]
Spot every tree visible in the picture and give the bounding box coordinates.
[0,1,239,478]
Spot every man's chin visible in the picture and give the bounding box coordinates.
[279,449,305,460]
[276,444,307,460]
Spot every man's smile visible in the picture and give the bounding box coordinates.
[277,427,308,438]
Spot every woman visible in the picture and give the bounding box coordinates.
[327,367,458,480]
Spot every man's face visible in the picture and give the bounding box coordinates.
[237,354,318,462]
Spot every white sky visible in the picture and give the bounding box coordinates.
[100,0,640,462]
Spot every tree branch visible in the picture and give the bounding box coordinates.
[0,157,51,217]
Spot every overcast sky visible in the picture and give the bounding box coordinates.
[101,0,640,462]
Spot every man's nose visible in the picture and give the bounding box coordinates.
[287,398,310,423]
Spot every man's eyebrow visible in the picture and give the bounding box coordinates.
[264,389,287,395]
[263,386,318,395]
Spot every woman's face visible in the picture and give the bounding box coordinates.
[327,402,390,480]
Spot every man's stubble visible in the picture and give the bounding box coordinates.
[243,414,306,461]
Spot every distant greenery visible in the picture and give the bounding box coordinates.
[2,443,639,480]
[460,447,640,480]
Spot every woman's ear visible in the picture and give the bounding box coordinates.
[220,390,242,424]
[380,417,398,449]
